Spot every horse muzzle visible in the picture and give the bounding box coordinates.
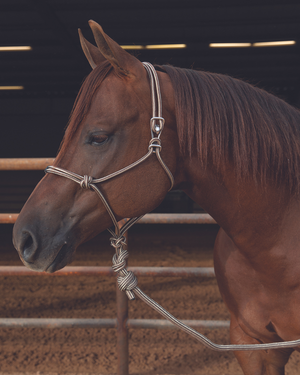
[13,222,75,273]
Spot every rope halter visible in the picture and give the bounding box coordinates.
[46,62,174,238]
[45,62,173,298]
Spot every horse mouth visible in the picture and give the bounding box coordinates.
[45,243,71,273]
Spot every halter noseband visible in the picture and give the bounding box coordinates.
[45,62,174,238]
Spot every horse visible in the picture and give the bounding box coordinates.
[12,20,300,374]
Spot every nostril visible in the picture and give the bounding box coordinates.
[24,234,33,252]
[21,231,38,263]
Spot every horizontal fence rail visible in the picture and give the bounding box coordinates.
[0,158,55,170]
[138,213,217,224]
[0,265,215,277]
[0,318,229,329]
[0,213,18,224]
[0,267,226,329]
[0,213,217,225]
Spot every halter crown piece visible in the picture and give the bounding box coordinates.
[45,63,300,352]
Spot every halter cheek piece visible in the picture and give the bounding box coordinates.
[45,62,300,352]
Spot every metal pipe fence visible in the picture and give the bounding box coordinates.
[0,158,55,170]
[0,158,222,375]
[0,212,217,225]
[0,318,229,330]
[0,265,225,375]
[0,265,217,277]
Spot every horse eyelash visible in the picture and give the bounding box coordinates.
[88,134,110,146]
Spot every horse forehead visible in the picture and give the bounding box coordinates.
[89,75,149,117]
[83,82,143,126]
[102,74,147,100]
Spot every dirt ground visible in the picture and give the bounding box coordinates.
[0,223,299,375]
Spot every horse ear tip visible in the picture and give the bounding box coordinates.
[88,19,97,27]
[88,20,104,31]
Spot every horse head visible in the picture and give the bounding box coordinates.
[13,21,179,273]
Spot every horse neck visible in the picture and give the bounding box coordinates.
[158,68,298,252]
[181,157,296,253]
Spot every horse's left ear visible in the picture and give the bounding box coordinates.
[88,20,142,76]
[78,28,106,69]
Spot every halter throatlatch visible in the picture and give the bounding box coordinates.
[45,62,300,352]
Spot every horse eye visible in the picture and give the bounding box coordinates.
[89,134,109,146]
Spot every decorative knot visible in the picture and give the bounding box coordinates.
[112,249,129,273]
[111,247,137,300]
[117,271,138,293]
[110,236,126,251]
[80,175,93,189]
[148,138,162,153]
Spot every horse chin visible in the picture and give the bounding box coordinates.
[19,243,75,274]
[44,243,74,273]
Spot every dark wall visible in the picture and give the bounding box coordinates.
[0,95,77,213]
[0,96,75,158]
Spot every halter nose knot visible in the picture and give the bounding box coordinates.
[80,175,93,189]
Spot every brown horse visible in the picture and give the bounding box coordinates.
[13,20,300,374]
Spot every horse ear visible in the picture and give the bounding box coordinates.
[88,20,140,76]
[78,28,106,69]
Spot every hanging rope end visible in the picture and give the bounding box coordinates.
[126,290,136,300]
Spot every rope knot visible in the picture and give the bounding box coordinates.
[110,236,126,250]
[80,175,93,189]
[148,138,162,153]
[118,271,138,292]
[112,248,137,300]
[112,250,129,273]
